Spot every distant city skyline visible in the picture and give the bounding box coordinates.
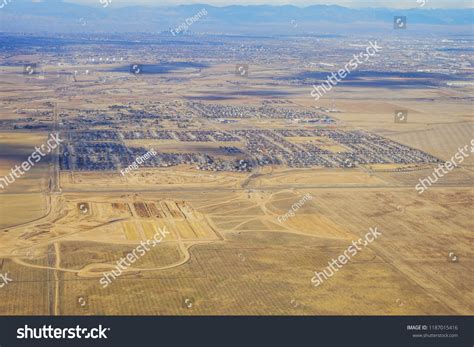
[64,0,473,9]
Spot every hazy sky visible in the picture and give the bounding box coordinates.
[65,0,473,8]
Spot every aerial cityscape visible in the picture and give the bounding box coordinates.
[0,0,472,330]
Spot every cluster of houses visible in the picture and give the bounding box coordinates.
[59,127,439,173]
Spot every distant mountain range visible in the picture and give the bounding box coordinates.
[0,0,472,33]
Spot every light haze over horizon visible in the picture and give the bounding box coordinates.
[62,0,472,9]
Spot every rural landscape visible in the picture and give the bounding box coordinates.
[0,0,472,318]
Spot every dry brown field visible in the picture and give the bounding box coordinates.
[0,57,472,316]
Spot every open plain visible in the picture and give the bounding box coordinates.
[0,30,472,316]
